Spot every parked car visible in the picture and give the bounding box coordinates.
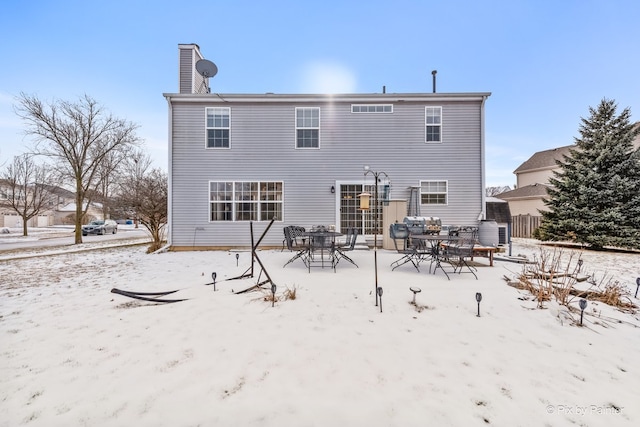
[82,219,118,236]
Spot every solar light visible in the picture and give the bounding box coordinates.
[204,272,218,290]
[579,299,587,326]
[377,287,384,313]
[475,292,482,317]
[271,284,277,307]
[236,253,239,266]
[577,259,583,272]
[635,277,640,298]
[410,287,421,305]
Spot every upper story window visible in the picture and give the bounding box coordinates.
[210,181,283,222]
[296,107,320,148]
[425,106,442,143]
[420,180,447,205]
[206,107,230,148]
[351,104,393,113]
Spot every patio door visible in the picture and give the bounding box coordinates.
[338,184,383,237]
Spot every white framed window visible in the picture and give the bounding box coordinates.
[206,107,230,148]
[425,106,442,143]
[351,104,393,113]
[296,107,320,148]
[420,180,447,205]
[209,181,283,221]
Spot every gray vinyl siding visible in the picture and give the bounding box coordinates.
[168,94,488,248]
[178,48,193,95]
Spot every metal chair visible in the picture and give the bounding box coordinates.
[389,223,420,272]
[283,226,309,268]
[333,227,359,268]
[443,228,478,279]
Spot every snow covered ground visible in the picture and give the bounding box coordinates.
[1,237,639,426]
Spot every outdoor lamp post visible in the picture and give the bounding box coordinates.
[360,165,389,307]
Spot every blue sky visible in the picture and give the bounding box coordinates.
[1,0,638,187]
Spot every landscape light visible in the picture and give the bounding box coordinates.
[271,284,277,307]
[377,287,384,313]
[475,292,482,317]
[206,272,217,291]
[236,253,240,266]
[579,299,587,326]
[635,277,640,298]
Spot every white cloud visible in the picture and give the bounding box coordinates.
[299,61,357,94]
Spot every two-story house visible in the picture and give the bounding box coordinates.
[164,44,491,249]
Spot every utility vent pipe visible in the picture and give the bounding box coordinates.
[431,70,437,93]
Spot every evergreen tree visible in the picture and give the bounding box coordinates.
[536,99,640,250]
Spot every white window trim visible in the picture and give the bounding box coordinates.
[205,107,231,149]
[425,106,442,144]
[419,180,448,206]
[295,107,321,149]
[209,180,284,222]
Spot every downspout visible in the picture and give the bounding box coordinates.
[166,96,173,247]
[479,95,488,222]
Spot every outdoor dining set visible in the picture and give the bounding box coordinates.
[282,219,484,279]
[283,225,359,272]
[389,221,479,280]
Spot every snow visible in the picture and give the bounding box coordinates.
[1,236,639,426]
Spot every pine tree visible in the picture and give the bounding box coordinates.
[536,99,640,250]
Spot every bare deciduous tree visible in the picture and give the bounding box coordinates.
[117,168,167,252]
[486,186,512,197]
[15,93,141,243]
[0,154,57,236]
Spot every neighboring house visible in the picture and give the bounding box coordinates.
[164,44,491,249]
[0,179,53,227]
[497,144,574,217]
[0,181,102,227]
[54,202,103,225]
[497,123,640,237]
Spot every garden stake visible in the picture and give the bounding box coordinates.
[475,292,482,317]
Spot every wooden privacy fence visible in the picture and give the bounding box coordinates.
[511,215,541,238]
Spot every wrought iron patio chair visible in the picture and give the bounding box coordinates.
[333,227,359,268]
[442,228,478,279]
[389,223,420,272]
[283,226,309,268]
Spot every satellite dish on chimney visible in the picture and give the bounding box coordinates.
[195,59,218,93]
